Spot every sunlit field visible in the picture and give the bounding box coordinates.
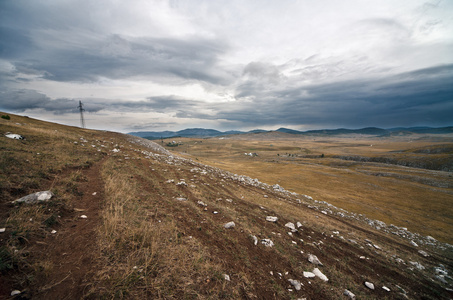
[164,132,453,244]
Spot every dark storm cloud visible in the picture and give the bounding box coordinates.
[0,2,230,85]
[188,64,453,128]
[0,89,103,114]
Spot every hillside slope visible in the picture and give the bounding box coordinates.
[1,114,452,299]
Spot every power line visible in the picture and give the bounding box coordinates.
[77,100,86,128]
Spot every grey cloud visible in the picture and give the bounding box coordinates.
[0,89,103,114]
[211,64,453,128]
[0,2,231,85]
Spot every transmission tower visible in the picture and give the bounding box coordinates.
[77,100,86,128]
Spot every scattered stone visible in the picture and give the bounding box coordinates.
[92,192,97,196]
[5,133,24,140]
[112,148,120,153]
[80,215,88,219]
[359,256,366,260]
[261,239,274,247]
[224,274,230,281]
[418,250,429,257]
[364,282,375,290]
[395,258,405,264]
[312,268,328,281]
[12,191,54,205]
[296,221,303,228]
[197,200,207,207]
[303,271,315,278]
[224,221,235,229]
[266,216,278,222]
[213,211,219,214]
[382,286,391,292]
[0,228,5,233]
[410,240,418,247]
[288,279,302,290]
[343,289,356,299]
[409,261,425,270]
[11,290,21,296]
[285,222,296,230]
[251,235,258,245]
[308,254,323,266]
[226,198,233,203]
[51,230,57,234]
[175,197,187,201]
[373,244,381,250]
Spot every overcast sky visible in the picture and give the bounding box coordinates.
[1,0,452,132]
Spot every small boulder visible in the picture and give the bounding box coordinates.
[261,239,274,247]
[364,282,375,290]
[266,216,278,222]
[303,271,315,278]
[308,254,323,266]
[12,191,54,205]
[343,289,356,299]
[224,221,235,229]
[5,133,24,140]
[313,268,328,281]
[285,222,296,230]
[288,279,302,291]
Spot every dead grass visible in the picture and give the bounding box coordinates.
[171,135,453,244]
[92,158,233,299]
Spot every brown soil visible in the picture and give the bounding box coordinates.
[7,160,105,299]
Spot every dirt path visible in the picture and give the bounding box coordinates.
[29,159,105,299]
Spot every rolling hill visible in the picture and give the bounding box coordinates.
[1,113,452,299]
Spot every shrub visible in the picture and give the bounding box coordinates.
[1,115,10,120]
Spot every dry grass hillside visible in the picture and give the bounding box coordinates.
[1,113,452,299]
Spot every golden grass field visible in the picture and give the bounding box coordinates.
[165,132,453,244]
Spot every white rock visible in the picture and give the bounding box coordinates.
[288,279,302,290]
[175,197,187,201]
[80,215,88,219]
[312,268,328,281]
[373,244,381,250]
[308,254,323,266]
[364,282,375,290]
[303,271,315,278]
[410,240,418,247]
[224,221,235,229]
[418,250,429,257]
[11,290,21,296]
[343,289,356,299]
[5,133,24,140]
[92,192,97,196]
[382,286,391,292]
[224,274,230,281]
[409,261,425,270]
[266,216,278,222]
[12,191,54,205]
[296,221,303,228]
[51,230,57,234]
[285,222,296,230]
[251,235,258,245]
[0,228,5,233]
[261,239,274,247]
[197,201,207,206]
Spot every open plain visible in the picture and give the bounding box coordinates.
[167,132,453,245]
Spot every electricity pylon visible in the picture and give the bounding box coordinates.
[77,100,86,128]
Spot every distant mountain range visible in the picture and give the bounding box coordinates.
[128,126,453,139]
